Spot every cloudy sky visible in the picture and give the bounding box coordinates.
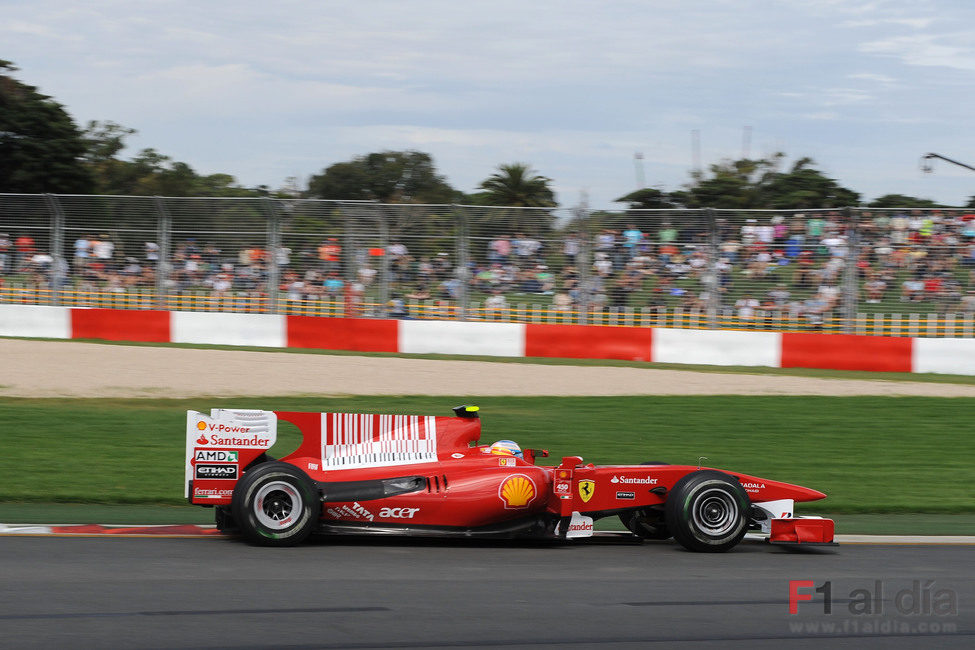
[4,0,975,208]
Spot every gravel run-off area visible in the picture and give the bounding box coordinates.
[3,339,974,398]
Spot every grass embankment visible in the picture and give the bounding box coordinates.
[2,395,972,516]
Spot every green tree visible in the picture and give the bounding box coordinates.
[475,163,557,207]
[673,154,860,209]
[867,194,942,208]
[0,60,93,193]
[613,187,678,210]
[754,157,860,208]
[306,151,460,203]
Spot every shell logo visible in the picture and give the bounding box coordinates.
[499,474,537,509]
[197,421,207,431]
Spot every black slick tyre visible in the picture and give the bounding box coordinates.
[665,470,749,553]
[231,462,319,547]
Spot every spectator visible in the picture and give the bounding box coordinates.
[91,234,115,270]
[735,294,759,320]
[488,235,511,264]
[318,238,341,272]
[563,231,580,267]
[901,275,924,302]
[622,224,642,259]
[960,290,975,312]
[0,233,10,274]
[766,283,791,309]
[484,289,507,320]
[406,283,431,300]
[513,233,541,263]
[14,232,36,271]
[388,240,408,260]
[552,289,573,311]
[323,271,344,298]
[864,273,887,303]
[145,241,160,266]
[388,294,408,318]
[73,235,91,270]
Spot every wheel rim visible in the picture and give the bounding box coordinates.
[691,487,738,537]
[253,481,302,530]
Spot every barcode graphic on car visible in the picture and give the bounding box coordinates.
[321,413,438,469]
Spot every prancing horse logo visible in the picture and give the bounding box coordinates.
[578,479,595,503]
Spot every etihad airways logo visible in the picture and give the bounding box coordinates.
[610,476,658,485]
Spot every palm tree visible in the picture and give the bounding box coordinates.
[478,163,556,207]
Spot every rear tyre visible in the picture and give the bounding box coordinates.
[665,470,749,553]
[231,462,319,547]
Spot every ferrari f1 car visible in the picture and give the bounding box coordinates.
[185,406,835,552]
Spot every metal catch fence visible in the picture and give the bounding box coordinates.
[1,194,973,337]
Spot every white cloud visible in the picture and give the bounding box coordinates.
[3,0,975,207]
[860,33,975,71]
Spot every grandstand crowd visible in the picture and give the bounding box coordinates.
[3,208,975,320]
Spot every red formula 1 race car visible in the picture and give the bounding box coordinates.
[185,406,835,552]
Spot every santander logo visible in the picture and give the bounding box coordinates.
[194,420,268,448]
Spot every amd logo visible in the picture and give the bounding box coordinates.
[194,450,238,462]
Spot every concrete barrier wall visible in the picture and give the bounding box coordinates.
[170,312,286,348]
[0,305,70,339]
[1,305,971,375]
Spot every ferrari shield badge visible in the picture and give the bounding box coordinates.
[578,479,595,503]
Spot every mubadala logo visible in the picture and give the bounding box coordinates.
[194,450,238,462]
[379,507,420,519]
[610,476,658,485]
[740,482,765,491]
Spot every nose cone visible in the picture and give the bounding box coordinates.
[791,485,827,502]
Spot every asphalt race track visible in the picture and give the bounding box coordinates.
[0,536,971,649]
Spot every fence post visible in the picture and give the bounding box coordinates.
[153,196,172,310]
[575,200,591,325]
[377,207,391,317]
[454,204,469,320]
[705,207,719,329]
[43,194,66,306]
[262,198,281,315]
[841,206,859,333]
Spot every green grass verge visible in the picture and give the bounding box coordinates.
[1,395,972,515]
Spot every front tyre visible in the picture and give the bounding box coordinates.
[231,462,319,546]
[665,470,748,553]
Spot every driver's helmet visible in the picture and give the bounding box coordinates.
[489,439,522,458]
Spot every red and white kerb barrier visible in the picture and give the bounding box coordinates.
[1,304,973,375]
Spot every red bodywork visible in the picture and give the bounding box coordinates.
[185,408,833,543]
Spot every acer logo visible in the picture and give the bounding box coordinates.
[378,507,420,519]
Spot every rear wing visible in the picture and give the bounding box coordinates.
[185,409,278,500]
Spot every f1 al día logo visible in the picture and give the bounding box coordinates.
[789,580,958,616]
